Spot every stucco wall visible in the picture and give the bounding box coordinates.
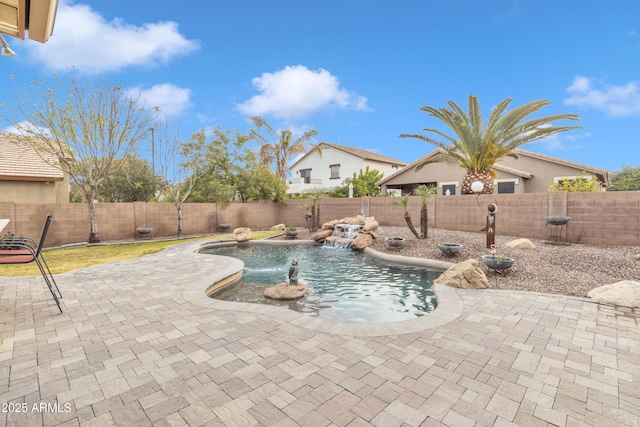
[381,152,607,195]
[1,192,638,247]
[0,180,68,203]
[288,145,405,194]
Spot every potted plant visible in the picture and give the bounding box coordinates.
[302,204,313,219]
[286,227,298,238]
[136,226,153,235]
[481,254,515,271]
[438,242,462,255]
[218,223,231,230]
[385,237,406,248]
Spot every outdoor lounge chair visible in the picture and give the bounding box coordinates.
[0,214,62,313]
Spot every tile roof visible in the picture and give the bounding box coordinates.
[513,148,609,175]
[0,133,64,181]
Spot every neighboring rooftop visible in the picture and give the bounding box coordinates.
[290,142,408,170]
[0,133,64,181]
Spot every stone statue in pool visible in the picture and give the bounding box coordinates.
[288,259,299,285]
[263,259,309,300]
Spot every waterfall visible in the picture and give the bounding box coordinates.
[323,224,362,249]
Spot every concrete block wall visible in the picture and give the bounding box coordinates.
[567,191,640,245]
[217,201,277,230]
[1,191,639,247]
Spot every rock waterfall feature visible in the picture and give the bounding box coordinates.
[312,215,382,250]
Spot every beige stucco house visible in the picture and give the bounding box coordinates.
[0,133,69,203]
[378,148,610,196]
[288,142,408,194]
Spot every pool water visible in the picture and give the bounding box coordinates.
[202,244,442,324]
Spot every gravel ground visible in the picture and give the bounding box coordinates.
[277,226,640,298]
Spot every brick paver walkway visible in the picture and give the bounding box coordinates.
[1,242,639,426]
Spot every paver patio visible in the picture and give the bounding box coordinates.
[1,241,639,426]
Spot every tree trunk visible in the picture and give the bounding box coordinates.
[176,203,183,237]
[310,204,317,232]
[87,195,100,243]
[461,170,494,194]
[404,211,420,239]
[314,202,321,231]
[420,203,428,239]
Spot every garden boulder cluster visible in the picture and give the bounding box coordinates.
[311,215,382,250]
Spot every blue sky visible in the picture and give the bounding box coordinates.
[2,0,639,172]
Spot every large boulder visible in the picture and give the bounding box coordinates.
[362,220,379,231]
[264,282,309,300]
[271,223,286,231]
[312,229,333,242]
[351,233,374,250]
[361,226,382,239]
[505,238,536,250]
[588,280,640,308]
[233,227,251,242]
[434,259,489,289]
[323,216,366,228]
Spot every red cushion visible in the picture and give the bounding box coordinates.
[0,249,34,256]
[0,254,35,264]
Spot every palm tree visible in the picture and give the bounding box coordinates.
[400,95,581,194]
[414,184,436,238]
[248,116,319,182]
[391,194,420,239]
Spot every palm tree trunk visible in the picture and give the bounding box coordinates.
[404,211,420,239]
[420,203,428,239]
[315,202,321,231]
[462,170,494,194]
[310,204,317,232]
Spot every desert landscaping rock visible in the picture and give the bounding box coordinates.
[351,233,374,250]
[264,282,310,300]
[233,227,251,242]
[434,259,489,289]
[270,223,286,230]
[588,280,640,308]
[505,238,536,249]
[312,229,333,241]
[362,219,379,231]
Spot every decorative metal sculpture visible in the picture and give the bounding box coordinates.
[288,259,299,286]
[472,181,499,248]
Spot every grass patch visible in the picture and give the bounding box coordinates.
[0,230,283,277]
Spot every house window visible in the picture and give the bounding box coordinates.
[442,184,456,196]
[497,182,515,194]
[300,169,311,184]
[330,164,340,179]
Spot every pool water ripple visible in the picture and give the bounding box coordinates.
[202,244,443,324]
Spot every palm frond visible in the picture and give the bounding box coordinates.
[249,116,279,139]
[401,94,581,177]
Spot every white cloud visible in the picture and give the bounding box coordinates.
[237,65,371,119]
[25,1,199,73]
[563,76,640,117]
[131,83,192,117]
[532,131,591,151]
[2,121,52,137]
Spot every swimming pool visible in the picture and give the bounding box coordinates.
[201,243,443,324]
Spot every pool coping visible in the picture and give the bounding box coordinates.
[182,240,464,337]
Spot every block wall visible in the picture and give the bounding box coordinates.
[1,191,638,247]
